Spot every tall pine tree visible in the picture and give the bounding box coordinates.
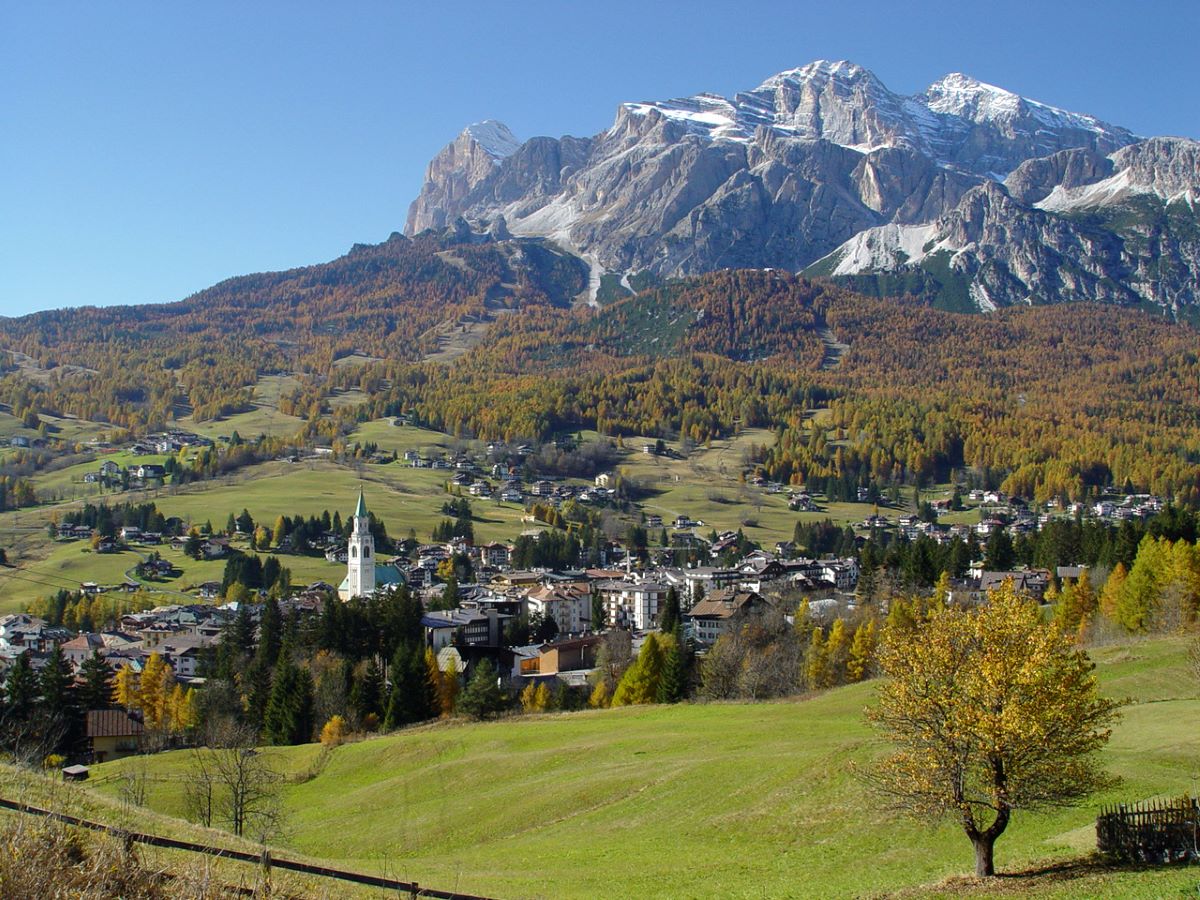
[78,650,114,710]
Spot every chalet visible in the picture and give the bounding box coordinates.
[530,480,555,498]
[421,609,509,651]
[645,514,663,529]
[979,569,1050,600]
[682,566,740,601]
[479,542,511,568]
[1056,565,1089,583]
[499,486,524,503]
[594,580,670,630]
[60,633,106,671]
[525,584,591,633]
[710,531,741,557]
[686,589,770,646]
[735,558,790,592]
[789,493,818,512]
[594,473,613,488]
[490,570,544,589]
[817,558,859,590]
[134,464,166,480]
[200,537,231,559]
[158,638,206,678]
[86,709,144,763]
[519,635,601,677]
[0,614,69,654]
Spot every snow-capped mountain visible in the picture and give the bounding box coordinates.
[813,137,1200,311]
[405,60,1199,311]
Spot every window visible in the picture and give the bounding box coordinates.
[350,546,357,558]
[364,546,371,558]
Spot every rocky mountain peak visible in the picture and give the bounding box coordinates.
[462,120,521,160]
[404,59,1187,310]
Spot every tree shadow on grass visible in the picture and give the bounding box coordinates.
[922,854,1197,895]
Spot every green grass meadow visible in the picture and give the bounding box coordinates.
[85,635,1200,899]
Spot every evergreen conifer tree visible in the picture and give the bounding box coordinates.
[38,645,73,721]
[656,632,686,703]
[659,588,681,634]
[78,650,114,710]
[458,659,505,719]
[264,652,314,745]
[5,652,37,719]
[351,656,384,723]
[384,643,430,729]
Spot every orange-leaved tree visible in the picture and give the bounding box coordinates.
[866,581,1121,877]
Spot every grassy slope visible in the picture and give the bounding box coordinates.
[88,635,1200,899]
[0,763,381,898]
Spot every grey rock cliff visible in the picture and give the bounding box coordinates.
[403,61,1200,311]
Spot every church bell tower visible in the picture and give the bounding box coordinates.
[347,488,375,598]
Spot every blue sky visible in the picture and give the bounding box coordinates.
[2,1,1196,317]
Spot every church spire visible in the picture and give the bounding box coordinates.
[354,487,368,520]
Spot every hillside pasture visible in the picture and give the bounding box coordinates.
[87,636,1200,899]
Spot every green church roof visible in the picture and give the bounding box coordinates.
[353,488,367,519]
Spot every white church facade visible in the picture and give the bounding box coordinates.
[338,489,405,601]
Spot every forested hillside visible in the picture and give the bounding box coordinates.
[2,241,1199,504]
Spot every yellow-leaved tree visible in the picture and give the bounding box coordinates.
[113,665,138,708]
[866,581,1121,878]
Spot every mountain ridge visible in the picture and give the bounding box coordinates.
[406,59,1197,312]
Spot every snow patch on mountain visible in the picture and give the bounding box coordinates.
[505,195,580,245]
[969,280,997,312]
[924,73,1110,135]
[464,121,521,160]
[623,94,750,143]
[827,222,944,275]
[1035,168,1138,212]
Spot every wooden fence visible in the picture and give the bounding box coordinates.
[1096,797,1200,864]
[0,797,496,899]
